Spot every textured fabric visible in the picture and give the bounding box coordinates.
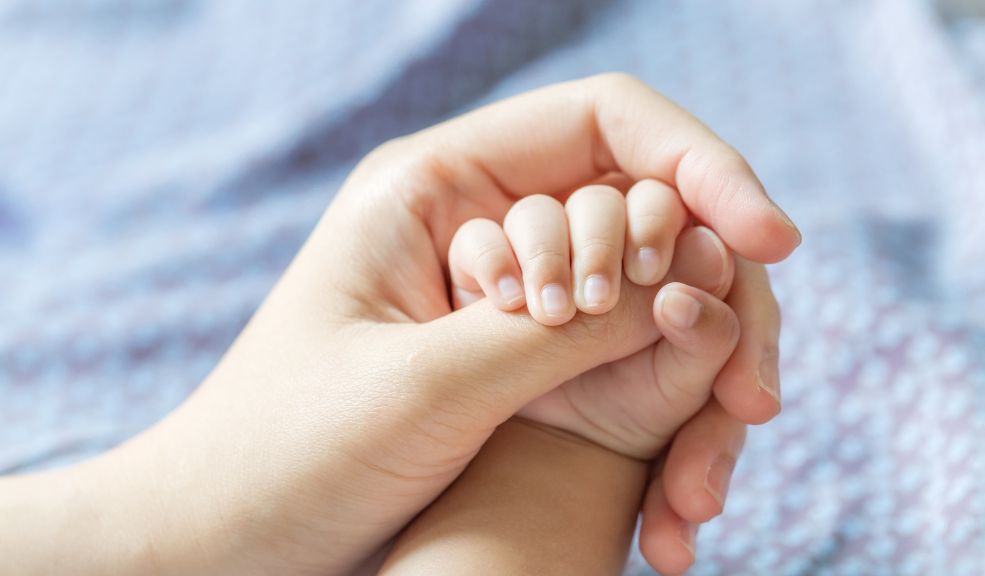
[2,0,984,574]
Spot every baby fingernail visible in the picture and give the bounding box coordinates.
[583,274,610,307]
[498,275,523,304]
[661,290,702,329]
[757,353,781,404]
[679,522,697,558]
[704,455,736,511]
[454,287,482,307]
[637,247,661,282]
[541,283,569,317]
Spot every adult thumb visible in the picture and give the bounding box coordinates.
[408,226,735,428]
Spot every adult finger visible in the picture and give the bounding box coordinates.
[409,228,732,431]
[641,283,741,452]
[714,258,783,424]
[661,399,747,524]
[420,73,801,263]
[638,470,697,575]
[526,279,741,460]
[639,400,746,573]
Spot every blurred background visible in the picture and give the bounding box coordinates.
[1,0,984,574]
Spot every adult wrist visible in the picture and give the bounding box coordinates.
[0,428,257,576]
[0,453,158,576]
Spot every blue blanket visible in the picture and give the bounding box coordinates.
[2,1,984,573]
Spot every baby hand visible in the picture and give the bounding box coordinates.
[449,179,694,325]
[447,179,738,458]
[447,184,746,573]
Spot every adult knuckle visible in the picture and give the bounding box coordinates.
[372,135,412,159]
[373,143,457,213]
[592,71,644,92]
[399,144,450,182]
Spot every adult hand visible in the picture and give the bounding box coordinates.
[1,74,797,576]
[639,257,783,574]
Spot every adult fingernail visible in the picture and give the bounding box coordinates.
[691,227,729,294]
[679,522,697,559]
[704,455,736,511]
[541,283,569,317]
[583,274,610,307]
[637,247,661,282]
[660,290,702,329]
[498,275,523,305]
[757,352,781,405]
[774,203,802,247]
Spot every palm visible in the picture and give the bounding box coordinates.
[375,190,686,461]
[186,76,790,575]
[341,166,693,461]
[330,156,514,324]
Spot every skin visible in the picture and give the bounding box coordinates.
[382,262,750,575]
[379,418,651,576]
[450,178,693,324]
[0,74,796,575]
[394,198,776,573]
[449,181,734,459]
[446,175,784,571]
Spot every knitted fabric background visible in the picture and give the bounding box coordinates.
[2,1,984,573]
